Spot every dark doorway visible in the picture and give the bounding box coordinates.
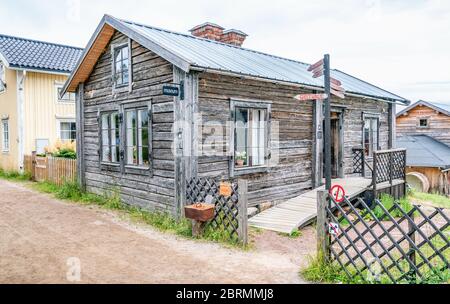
[323,111,343,179]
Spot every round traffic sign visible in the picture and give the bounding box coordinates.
[330,184,346,203]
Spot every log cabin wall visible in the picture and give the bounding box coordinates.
[82,31,177,214]
[196,73,314,207]
[195,73,391,207]
[396,105,450,146]
[330,97,390,176]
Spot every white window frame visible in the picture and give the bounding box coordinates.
[57,118,76,142]
[230,98,272,177]
[111,39,132,93]
[0,61,6,93]
[362,113,380,158]
[124,106,151,169]
[418,117,430,129]
[2,119,9,152]
[55,82,75,103]
[100,111,121,165]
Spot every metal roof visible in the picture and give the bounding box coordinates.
[0,34,83,74]
[397,100,450,117]
[396,135,450,169]
[119,17,408,103]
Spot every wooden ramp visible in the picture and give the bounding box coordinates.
[248,177,373,234]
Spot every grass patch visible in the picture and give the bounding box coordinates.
[362,194,415,221]
[0,169,31,181]
[277,230,302,239]
[409,190,450,209]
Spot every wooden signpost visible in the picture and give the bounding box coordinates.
[294,93,328,101]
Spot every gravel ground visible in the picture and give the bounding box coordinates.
[0,179,313,284]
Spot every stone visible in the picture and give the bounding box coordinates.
[247,207,258,218]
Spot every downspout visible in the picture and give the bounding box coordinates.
[16,70,26,173]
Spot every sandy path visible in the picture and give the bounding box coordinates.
[0,180,308,284]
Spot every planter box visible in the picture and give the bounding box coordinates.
[184,203,215,222]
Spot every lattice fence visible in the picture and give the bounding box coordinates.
[317,192,450,284]
[186,177,248,245]
[352,148,364,175]
[373,149,406,184]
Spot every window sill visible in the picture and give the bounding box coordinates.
[234,165,269,176]
[57,100,75,104]
[113,85,130,94]
[101,162,120,167]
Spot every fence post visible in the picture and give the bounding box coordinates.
[407,216,417,283]
[361,148,366,178]
[237,179,248,246]
[317,190,330,261]
[31,151,37,181]
[372,152,378,200]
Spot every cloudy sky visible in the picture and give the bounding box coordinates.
[1,0,450,106]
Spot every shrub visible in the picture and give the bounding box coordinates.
[45,140,76,159]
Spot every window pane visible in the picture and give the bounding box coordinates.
[111,113,120,163]
[251,109,266,166]
[126,110,137,165]
[235,108,249,167]
[138,109,149,166]
[364,119,371,156]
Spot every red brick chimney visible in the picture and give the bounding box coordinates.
[189,23,248,47]
[220,29,248,47]
[189,22,224,42]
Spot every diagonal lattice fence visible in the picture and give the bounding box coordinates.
[186,177,248,245]
[317,192,450,284]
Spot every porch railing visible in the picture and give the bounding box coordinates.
[352,147,407,197]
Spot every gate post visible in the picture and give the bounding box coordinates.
[317,190,330,261]
[237,179,248,246]
[31,151,37,182]
[407,216,417,283]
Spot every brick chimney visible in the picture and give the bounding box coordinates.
[220,29,248,47]
[189,22,224,41]
[189,23,248,47]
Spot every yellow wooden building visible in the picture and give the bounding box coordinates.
[0,34,82,171]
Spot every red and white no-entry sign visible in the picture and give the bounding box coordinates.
[329,184,346,203]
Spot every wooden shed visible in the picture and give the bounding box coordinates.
[397,135,450,196]
[62,15,409,230]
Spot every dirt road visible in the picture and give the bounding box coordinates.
[0,180,309,284]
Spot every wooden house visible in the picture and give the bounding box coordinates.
[396,101,450,195]
[62,15,409,223]
[0,34,82,171]
[397,100,450,147]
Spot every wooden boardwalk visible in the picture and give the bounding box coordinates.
[248,177,374,234]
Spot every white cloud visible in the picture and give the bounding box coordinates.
[1,0,449,105]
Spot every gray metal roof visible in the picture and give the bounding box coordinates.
[0,34,83,74]
[396,135,450,169]
[119,17,408,103]
[397,100,450,117]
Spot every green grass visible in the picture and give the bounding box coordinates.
[0,168,31,181]
[408,190,450,209]
[362,194,415,221]
[0,172,246,248]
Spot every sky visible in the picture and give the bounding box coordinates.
[1,0,450,108]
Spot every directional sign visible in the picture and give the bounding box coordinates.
[308,59,324,72]
[331,82,345,92]
[294,93,328,101]
[331,89,345,99]
[162,85,180,97]
[312,70,324,79]
[330,77,342,86]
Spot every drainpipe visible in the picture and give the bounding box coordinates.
[16,70,26,173]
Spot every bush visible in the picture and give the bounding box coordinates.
[45,140,76,159]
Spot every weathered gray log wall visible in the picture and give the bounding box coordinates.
[82,31,177,214]
[196,72,315,206]
[331,97,390,176]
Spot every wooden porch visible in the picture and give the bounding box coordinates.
[248,148,407,234]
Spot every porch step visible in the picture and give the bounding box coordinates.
[248,177,373,234]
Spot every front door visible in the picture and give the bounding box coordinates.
[323,111,343,179]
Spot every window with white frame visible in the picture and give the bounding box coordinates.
[2,119,9,152]
[363,116,379,157]
[113,44,130,88]
[60,121,76,142]
[0,62,5,92]
[233,101,270,171]
[57,86,75,102]
[125,108,150,167]
[101,112,120,163]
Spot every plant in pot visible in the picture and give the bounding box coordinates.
[235,151,247,167]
